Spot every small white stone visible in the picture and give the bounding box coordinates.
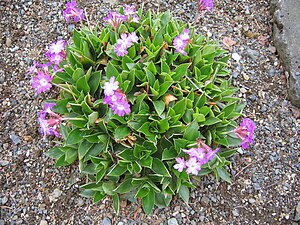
[232,53,241,62]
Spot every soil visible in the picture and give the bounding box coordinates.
[0,0,299,224]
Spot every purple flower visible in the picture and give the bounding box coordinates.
[32,71,52,93]
[173,29,190,56]
[179,28,190,41]
[114,32,139,57]
[131,15,140,23]
[103,77,119,96]
[128,32,139,43]
[183,147,206,162]
[198,0,214,12]
[103,76,131,117]
[173,157,186,172]
[111,100,131,116]
[235,118,256,149]
[26,61,38,75]
[124,4,136,16]
[185,157,202,175]
[38,103,62,138]
[104,12,127,28]
[46,40,67,56]
[43,102,56,113]
[63,1,85,23]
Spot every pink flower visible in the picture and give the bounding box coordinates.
[235,118,256,149]
[32,71,52,94]
[173,29,190,56]
[124,4,136,16]
[104,12,127,28]
[198,0,214,12]
[103,76,131,117]
[185,157,202,175]
[114,32,139,57]
[173,157,186,172]
[38,103,62,138]
[63,1,85,23]
[103,77,119,96]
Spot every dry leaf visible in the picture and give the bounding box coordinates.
[223,37,236,51]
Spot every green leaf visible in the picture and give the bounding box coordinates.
[45,147,64,159]
[173,63,190,81]
[66,128,83,145]
[112,194,120,214]
[65,148,78,164]
[151,158,171,177]
[106,62,119,79]
[153,100,165,116]
[72,68,85,81]
[183,120,200,141]
[173,98,187,118]
[93,191,106,203]
[216,167,231,183]
[178,185,189,204]
[88,111,99,126]
[200,117,221,126]
[78,140,94,160]
[88,71,102,96]
[114,179,134,194]
[107,164,127,177]
[142,188,155,214]
[114,126,131,141]
[162,148,177,160]
[76,76,90,94]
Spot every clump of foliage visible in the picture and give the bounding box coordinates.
[29,2,255,214]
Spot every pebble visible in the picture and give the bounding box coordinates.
[232,53,241,62]
[0,160,10,166]
[117,222,124,225]
[243,74,250,80]
[232,209,239,217]
[10,134,21,145]
[6,37,12,47]
[0,220,4,225]
[40,220,48,225]
[2,197,8,204]
[102,217,112,225]
[49,189,62,202]
[167,218,179,225]
[240,88,247,93]
[248,198,256,204]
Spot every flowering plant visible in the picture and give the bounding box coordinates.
[29,1,256,214]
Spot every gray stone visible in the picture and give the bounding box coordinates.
[294,202,300,221]
[232,209,239,217]
[10,134,21,145]
[0,220,4,225]
[2,196,8,204]
[271,0,300,107]
[167,218,179,225]
[102,217,112,225]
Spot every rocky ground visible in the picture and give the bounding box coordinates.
[0,0,299,224]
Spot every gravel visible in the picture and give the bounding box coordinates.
[1,0,299,224]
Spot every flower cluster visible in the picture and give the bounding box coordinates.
[114,32,139,57]
[104,5,139,28]
[173,28,190,56]
[103,77,131,116]
[174,139,220,175]
[38,103,62,138]
[28,40,66,94]
[63,0,85,23]
[234,118,256,149]
[198,0,214,13]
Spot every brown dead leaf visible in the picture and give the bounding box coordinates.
[223,37,236,51]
